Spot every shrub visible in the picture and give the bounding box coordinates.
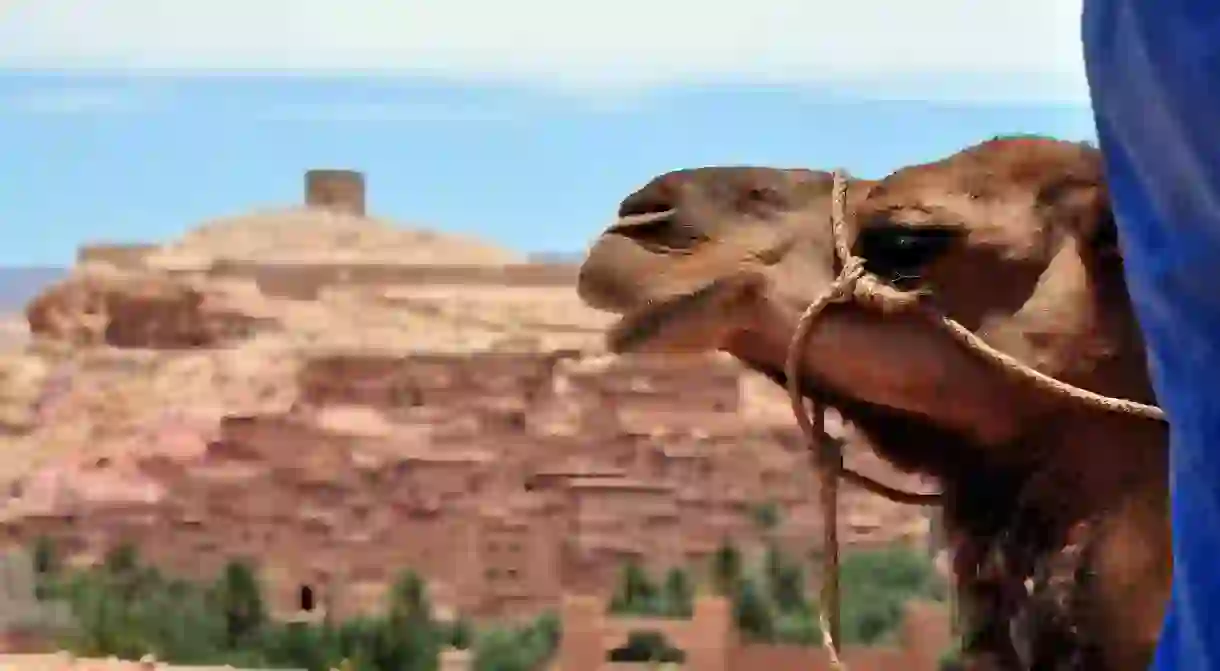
[836,544,947,645]
[660,567,694,617]
[733,576,776,642]
[210,559,266,649]
[445,617,473,650]
[472,612,559,671]
[608,561,661,616]
[606,630,686,663]
[710,540,743,597]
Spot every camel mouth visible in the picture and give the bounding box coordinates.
[605,272,764,354]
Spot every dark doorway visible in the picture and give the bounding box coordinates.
[299,584,315,612]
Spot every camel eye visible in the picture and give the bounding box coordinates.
[855,225,957,288]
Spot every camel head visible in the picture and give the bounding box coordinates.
[578,137,1155,465]
[579,137,1168,670]
[578,166,851,355]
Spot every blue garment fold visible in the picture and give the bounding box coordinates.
[1083,1,1220,669]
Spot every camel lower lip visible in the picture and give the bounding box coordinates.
[605,275,757,353]
[606,290,708,353]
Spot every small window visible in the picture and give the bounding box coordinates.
[299,585,315,612]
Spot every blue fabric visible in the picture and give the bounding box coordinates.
[1082,1,1220,669]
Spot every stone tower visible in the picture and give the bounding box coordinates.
[304,169,366,217]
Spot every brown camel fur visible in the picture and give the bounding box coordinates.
[575,137,1170,670]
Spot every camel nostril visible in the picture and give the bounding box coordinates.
[607,209,707,253]
[618,197,676,218]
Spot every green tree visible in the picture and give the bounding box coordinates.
[210,560,266,650]
[763,544,807,614]
[98,543,159,608]
[609,561,659,615]
[525,611,560,653]
[710,540,743,597]
[732,576,776,642]
[32,536,58,576]
[262,622,331,671]
[446,617,473,650]
[66,567,148,659]
[837,544,946,645]
[147,582,232,664]
[103,543,139,575]
[749,501,782,534]
[473,627,535,671]
[333,617,384,671]
[379,570,439,671]
[31,536,59,600]
[661,567,694,618]
[387,570,431,627]
[774,610,821,646]
[472,613,559,671]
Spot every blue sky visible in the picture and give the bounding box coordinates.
[0,0,1093,266]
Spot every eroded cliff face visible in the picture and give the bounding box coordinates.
[25,269,268,349]
[0,236,932,620]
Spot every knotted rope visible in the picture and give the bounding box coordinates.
[784,169,1165,670]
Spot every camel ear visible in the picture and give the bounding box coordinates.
[1037,177,1121,260]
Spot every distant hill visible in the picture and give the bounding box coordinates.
[0,267,66,313]
[0,249,580,314]
[527,251,585,264]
